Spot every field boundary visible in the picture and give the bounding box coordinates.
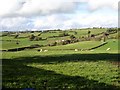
[1,42,108,52]
[40,42,108,51]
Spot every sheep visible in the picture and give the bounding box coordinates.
[90,50,94,51]
[75,49,78,52]
[44,50,48,52]
[40,49,43,52]
[106,48,110,51]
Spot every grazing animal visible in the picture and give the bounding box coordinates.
[75,49,78,51]
[44,50,48,52]
[90,50,94,51]
[106,48,110,51]
[40,49,43,52]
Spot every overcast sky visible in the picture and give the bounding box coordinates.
[0,0,119,31]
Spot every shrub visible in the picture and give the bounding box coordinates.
[107,28,117,34]
[70,35,76,40]
[34,36,40,41]
[74,31,77,35]
[91,34,95,37]
[48,42,57,46]
[29,34,35,41]
[14,34,19,38]
[53,42,57,46]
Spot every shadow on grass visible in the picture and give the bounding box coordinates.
[9,53,119,64]
[2,53,119,89]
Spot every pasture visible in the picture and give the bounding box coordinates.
[1,28,120,89]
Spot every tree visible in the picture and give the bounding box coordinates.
[74,31,77,35]
[38,33,42,36]
[34,36,40,41]
[70,35,76,40]
[14,34,19,38]
[103,32,109,42]
[88,30,91,38]
[29,34,35,41]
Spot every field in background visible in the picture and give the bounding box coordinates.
[1,28,120,89]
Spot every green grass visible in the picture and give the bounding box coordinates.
[41,41,103,50]
[1,28,108,50]
[70,28,107,38]
[40,31,60,38]
[2,51,120,89]
[1,39,48,50]
[95,39,119,52]
[1,29,120,89]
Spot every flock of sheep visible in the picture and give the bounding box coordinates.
[37,48,111,52]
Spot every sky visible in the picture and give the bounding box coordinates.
[0,0,119,31]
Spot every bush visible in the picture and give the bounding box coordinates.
[91,34,95,37]
[74,31,77,35]
[53,42,57,46]
[34,36,39,41]
[62,41,67,45]
[48,42,57,46]
[29,34,35,41]
[14,34,19,38]
[107,28,117,34]
[70,35,76,40]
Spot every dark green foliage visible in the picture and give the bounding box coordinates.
[88,30,91,39]
[91,34,95,37]
[14,34,19,38]
[29,34,35,41]
[30,31,34,33]
[48,42,57,46]
[52,41,57,46]
[74,31,77,35]
[70,35,76,40]
[29,34,42,41]
[107,28,117,34]
[38,33,42,36]
[34,36,42,41]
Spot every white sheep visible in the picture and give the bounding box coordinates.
[40,49,42,52]
[106,48,110,51]
[75,49,78,51]
[44,50,48,52]
[90,50,94,51]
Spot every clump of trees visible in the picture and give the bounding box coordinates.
[29,34,35,41]
[70,35,76,40]
[14,34,19,38]
[59,32,69,37]
[48,41,57,46]
[107,28,117,34]
[88,30,91,38]
[103,32,109,42]
[29,34,42,41]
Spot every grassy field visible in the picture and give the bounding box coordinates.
[41,41,102,50]
[1,28,120,89]
[2,50,119,89]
